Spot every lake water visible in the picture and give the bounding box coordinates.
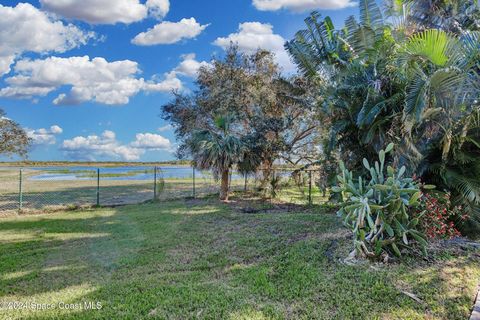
[22,166,244,181]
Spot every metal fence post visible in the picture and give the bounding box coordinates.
[192,166,196,199]
[244,173,247,193]
[308,170,312,205]
[18,169,23,211]
[96,168,100,206]
[153,166,157,200]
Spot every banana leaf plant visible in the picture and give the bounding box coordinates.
[333,143,433,259]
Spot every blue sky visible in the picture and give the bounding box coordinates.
[0,0,357,162]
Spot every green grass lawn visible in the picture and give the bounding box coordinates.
[0,199,479,319]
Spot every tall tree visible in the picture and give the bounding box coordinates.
[0,109,30,158]
[162,46,319,192]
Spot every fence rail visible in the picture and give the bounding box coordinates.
[0,166,327,215]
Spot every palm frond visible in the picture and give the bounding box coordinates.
[188,116,246,178]
[440,168,480,204]
[348,25,377,55]
[285,36,319,78]
[357,93,403,126]
[359,0,384,29]
[404,29,456,67]
[286,12,352,79]
[460,31,480,69]
[404,67,428,120]
[429,67,466,108]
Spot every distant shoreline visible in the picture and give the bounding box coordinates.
[0,161,306,171]
[0,161,192,167]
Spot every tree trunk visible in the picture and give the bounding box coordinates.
[219,168,230,201]
[259,158,273,196]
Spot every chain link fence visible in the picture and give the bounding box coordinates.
[244,169,328,205]
[0,166,327,215]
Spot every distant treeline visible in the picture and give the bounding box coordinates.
[0,160,193,167]
[0,160,309,171]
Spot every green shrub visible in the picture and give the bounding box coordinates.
[269,175,283,199]
[333,143,431,260]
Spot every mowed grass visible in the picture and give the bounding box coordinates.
[0,199,479,319]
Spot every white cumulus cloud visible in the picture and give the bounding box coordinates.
[158,124,173,132]
[131,133,172,150]
[252,0,357,11]
[0,3,94,76]
[213,22,296,73]
[40,0,170,24]
[50,125,64,134]
[132,18,209,45]
[0,56,182,105]
[173,53,212,78]
[61,130,140,161]
[27,125,63,145]
[146,0,170,19]
[143,71,183,93]
[61,130,172,161]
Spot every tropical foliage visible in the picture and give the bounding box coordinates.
[187,115,245,200]
[393,0,480,33]
[286,0,480,237]
[161,0,480,243]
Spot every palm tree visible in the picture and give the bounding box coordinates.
[286,0,480,233]
[286,0,403,170]
[187,116,245,201]
[398,29,480,166]
[387,0,480,34]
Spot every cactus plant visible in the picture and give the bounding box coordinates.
[333,143,431,259]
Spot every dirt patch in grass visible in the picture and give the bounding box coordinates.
[226,197,316,215]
